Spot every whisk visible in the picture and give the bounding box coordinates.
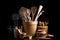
[31,6,37,21]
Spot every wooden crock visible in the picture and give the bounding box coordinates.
[23,21,38,36]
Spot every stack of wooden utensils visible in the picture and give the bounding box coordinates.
[19,5,44,22]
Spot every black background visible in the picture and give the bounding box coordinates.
[1,0,59,40]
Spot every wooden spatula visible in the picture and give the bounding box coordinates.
[35,5,43,21]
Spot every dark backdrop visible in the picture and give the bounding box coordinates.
[1,0,59,40]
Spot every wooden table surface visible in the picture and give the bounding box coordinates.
[22,34,54,40]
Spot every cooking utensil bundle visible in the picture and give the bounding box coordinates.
[19,5,44,22]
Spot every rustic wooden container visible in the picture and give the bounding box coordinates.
[23,21,38,36]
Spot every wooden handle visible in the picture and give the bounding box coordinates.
[35,5,43,21]
[31,6,37,21]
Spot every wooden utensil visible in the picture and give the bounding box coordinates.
[35,11,44,21]
[19,7,28,22]
[31,6,37,21]
[35,5,43,21]
[26,9,31,22]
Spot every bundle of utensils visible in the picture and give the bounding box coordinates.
[19,5,44,22]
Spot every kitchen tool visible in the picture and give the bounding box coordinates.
[35,5,43,21]
[31,6,37,21]
[26,9,31,22]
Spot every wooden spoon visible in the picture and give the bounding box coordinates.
[26,9,31,21]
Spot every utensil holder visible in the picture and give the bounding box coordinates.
[23,21,38,36]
